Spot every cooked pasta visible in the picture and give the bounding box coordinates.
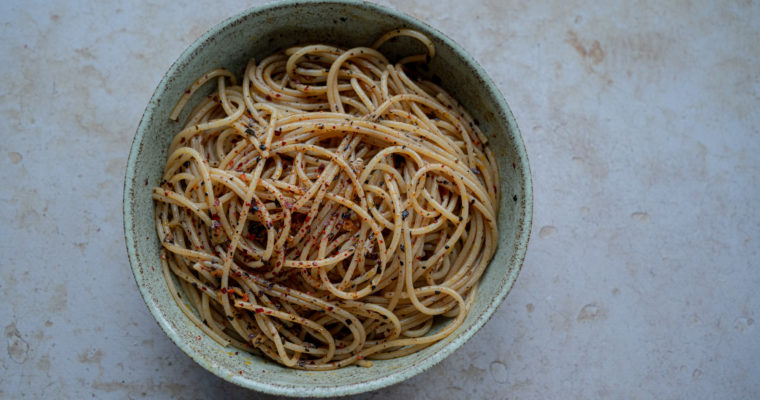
[153,29,500,370]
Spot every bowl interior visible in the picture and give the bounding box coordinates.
[124,0,532,396]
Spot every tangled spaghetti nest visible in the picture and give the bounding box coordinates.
[153,29,500,369]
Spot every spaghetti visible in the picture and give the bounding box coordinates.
[153,29,500,370]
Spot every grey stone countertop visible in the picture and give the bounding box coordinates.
[1,0,758,399]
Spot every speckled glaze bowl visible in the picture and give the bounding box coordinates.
[124,0,531,396]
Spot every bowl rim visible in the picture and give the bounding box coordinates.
[123,0,533,396]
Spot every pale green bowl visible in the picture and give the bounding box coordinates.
[124,0,532,396]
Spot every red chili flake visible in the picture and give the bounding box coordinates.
[255,308,264,313]
[221,288,228,294]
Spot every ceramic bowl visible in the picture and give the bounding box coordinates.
[124,0,532,396]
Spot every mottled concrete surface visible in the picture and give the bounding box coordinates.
[1,0,758,399]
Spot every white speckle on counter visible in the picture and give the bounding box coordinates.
[1,0,758,399]
[538,225,558,238]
